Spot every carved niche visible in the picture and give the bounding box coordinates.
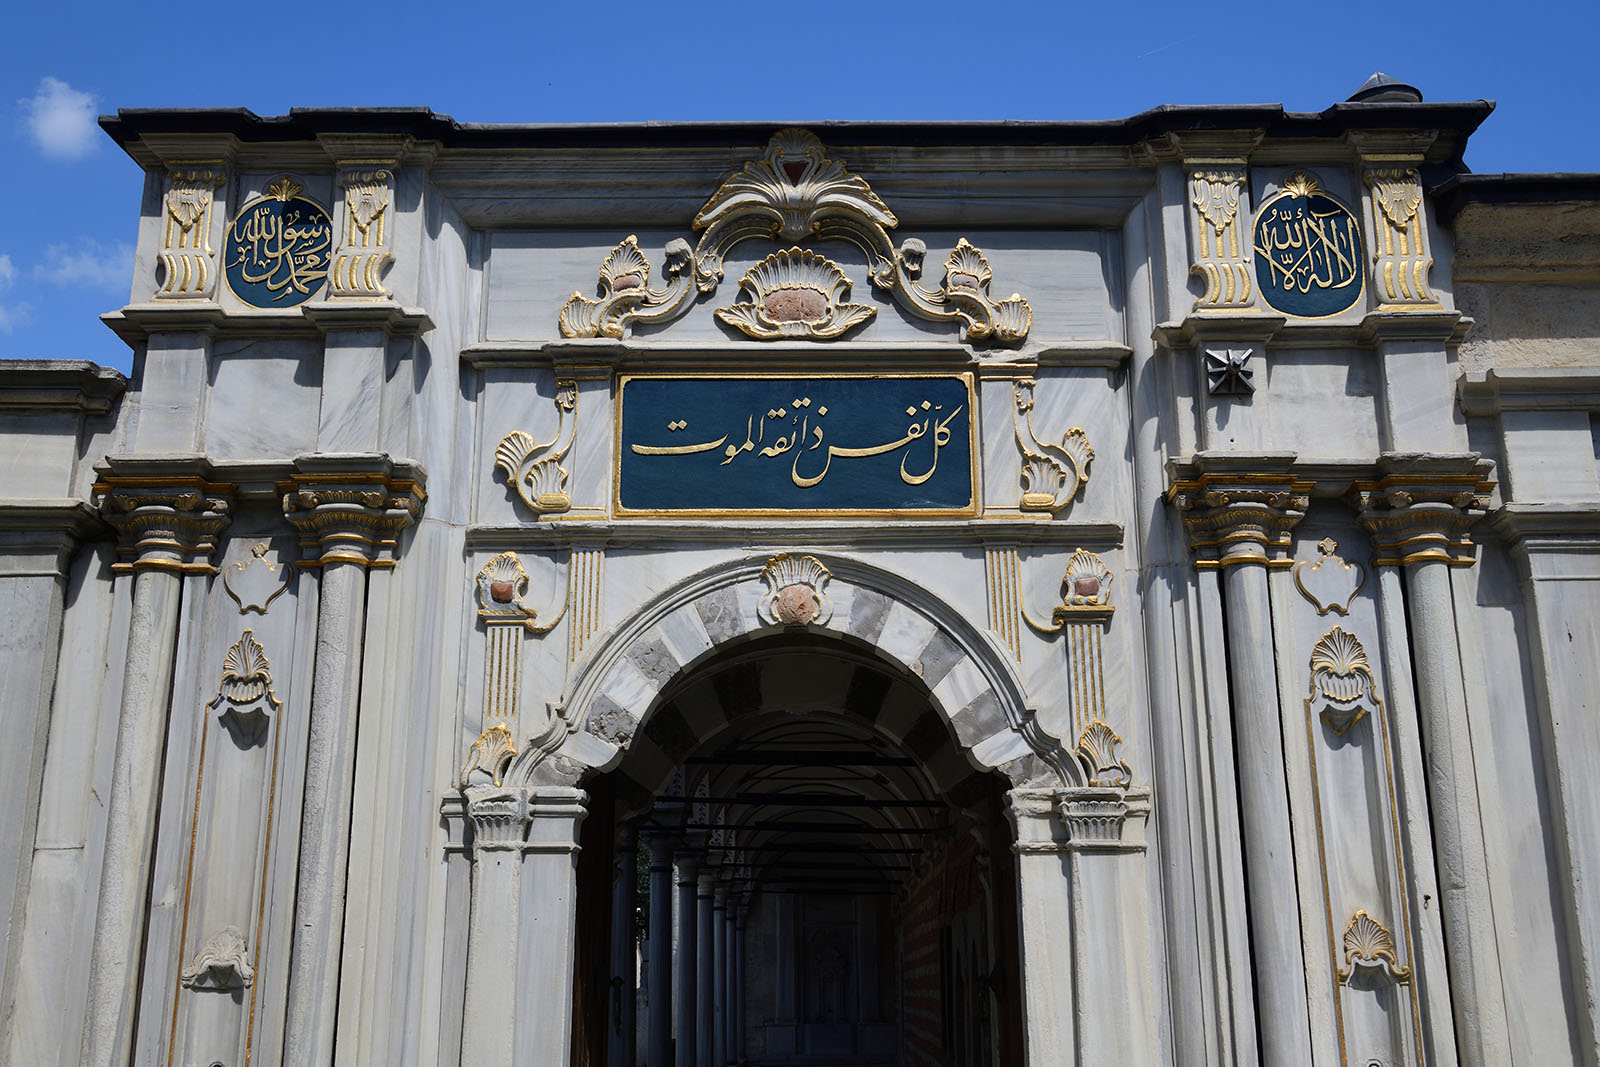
[558,129,1032,344]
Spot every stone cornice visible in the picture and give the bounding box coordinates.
[93,455,235,575]
[0,361,126,415]
[1486,502,1600,548]
[1165,453,1311,569]
[1458,368,1600,415]
[0,500,108,577]
[280,454,427,569]
[1349,452,1495,567]
[102,302,434,347]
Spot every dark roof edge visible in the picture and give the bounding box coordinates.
[98,100,1496,153]
[1435,172,1600,224]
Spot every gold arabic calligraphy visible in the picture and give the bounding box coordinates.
[632,395,963,489]
[1254,200,1360,295]
[226,201,331,302]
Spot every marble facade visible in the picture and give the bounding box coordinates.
[1,87,1599,1066]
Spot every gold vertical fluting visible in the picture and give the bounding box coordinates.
[329,167,394,298]
[985,546,1023,661]
[1363,165,1435,307]
[568,545,605,662]
[1187,166,1252,309]
[483,622,523,725]
[156,165,227,299]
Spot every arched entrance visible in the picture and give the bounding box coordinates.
[569,634,1026,1066]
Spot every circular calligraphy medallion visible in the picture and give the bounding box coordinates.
[224,178,333,308]
[1252,172,1364,318]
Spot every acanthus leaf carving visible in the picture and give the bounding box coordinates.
[1013,378,1093,515]
[495,381,578,515]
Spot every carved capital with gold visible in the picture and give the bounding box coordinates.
[94,457,234,575]
[1350,455,1495,567]
[465,786,529,852]
[280,455,426,569]
[1166,458,1311,569]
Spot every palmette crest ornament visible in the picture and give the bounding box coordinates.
[180,925,254,991]
[759,553,833,626]
[1308,626,1378,735]
[559,234,693,339]
[1013,378,1094,514]
[1338,910,1411,984]
[495,381,578,515]
[476,551,538,624]
[716,248,876,340]
[212,629,280,747]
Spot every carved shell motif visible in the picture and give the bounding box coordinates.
[220,630,273,704]
[477,551,532,616]
[1309,626,1377,735]
[759,553,833,626]
[716,248,876,340]
[1338,910,1411,984]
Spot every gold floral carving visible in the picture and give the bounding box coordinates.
[1364,167,1434,306]
[557,129,1031,345]
[1338,910,1411,984]
[1308,626,1378,735]
[759,553,833,626]
[157,165,227,298]
[1188,168,1252,308]
[495,381,577,515]
[1292,537,1368,616]
[1013,378,1093,515]
[715,248,875,339]
[460,722,518,788]
[1075,721,1132,789]
[329,168,394,298]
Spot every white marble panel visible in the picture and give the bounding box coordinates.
[204,339,320,460]
[1262,349,1381,460]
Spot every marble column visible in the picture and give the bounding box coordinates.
[81,461,231,1067]
[712,885,728,1067]
[697,871,716,1066]
[1167,460,1315,1065]
[461,787,529,1065]
[280,456,424,1065]
[1356,459,1513,1067]
[733,904,746,1065]
[519,787,590,1062]
[1006,788,1077,1065]
[675,853,700,1067]
[645,834,676,1066]
[609,837,638,1067]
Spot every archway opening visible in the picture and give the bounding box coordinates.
[571,633,1025,1067]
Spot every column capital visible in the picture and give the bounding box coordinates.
[1165,454,1311,569]
[93,455,234,574]
[280,453,426,568]
[1350,453,1495,567]
[466,786,529,852]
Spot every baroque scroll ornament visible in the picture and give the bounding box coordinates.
[1013,378,1093,514]
[1293,537,1368,616]
[495,381,577,515]
[1338,910,1411,985]
[558,129,1031,345]
[759,553,833,626]
[715,248,875,339]
[1308,626,1379,735]
[212,629,280,747]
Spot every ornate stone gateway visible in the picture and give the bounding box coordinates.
[3,86,1597,1067]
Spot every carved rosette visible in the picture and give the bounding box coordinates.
[1292,537,1368,616]
[1166,470,1311,569]
[495,382,578,516]
[1013,378,1093,515]
[212,629,281,747]
[557,129,1032,346]
[1308,627,1379,735]
[1350,462,1494,568]
[328,167,395,298]
[759,553,832,626]
[1338,910,1411,985]
[280,461,425,568]
[1363,167,1434,306]
[1188,167,1252,309]
[157,165,227,298]
[715,248,875,340]
[1204,348,1254,396]
[180,925,255,991]
[96,470,234,575]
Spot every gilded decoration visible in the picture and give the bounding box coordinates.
[557,129,1031,345]
[1188,168,1252,308]
[157,165,226,299]
[329,168,394,298]
[224,177,334,308]
[1025,548,1115,629]
[1338,910,1411,985]
[1364,166,1435,306]
[495,381,577,516]
[1293,537,1368,616]
[1076,721,1132,789]
[223,542,291,615]
[96,480,234,575]
[714,248,876,340]
[280,466,425,569]
[984,546,1023,661]
[759,553,833,627]
[213,629,280,746]
[460,722,518,789]
[1013,378,1093,515]
[1350,465,1494,568]
[1166,471,1310,570]
[1252,170,1364,318]
[1308,626,1378,735]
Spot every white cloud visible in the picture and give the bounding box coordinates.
[34,239,133,291]
[22,77,99,160]
[0,253,14,288]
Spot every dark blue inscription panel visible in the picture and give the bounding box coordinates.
[618,375,974,513]
[224,192,332,308]
[1253,187,1364,317]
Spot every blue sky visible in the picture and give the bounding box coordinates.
[3,0,1596,374]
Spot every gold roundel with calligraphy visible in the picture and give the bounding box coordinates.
[224,177,332,308]
[1252,171,1364,318]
